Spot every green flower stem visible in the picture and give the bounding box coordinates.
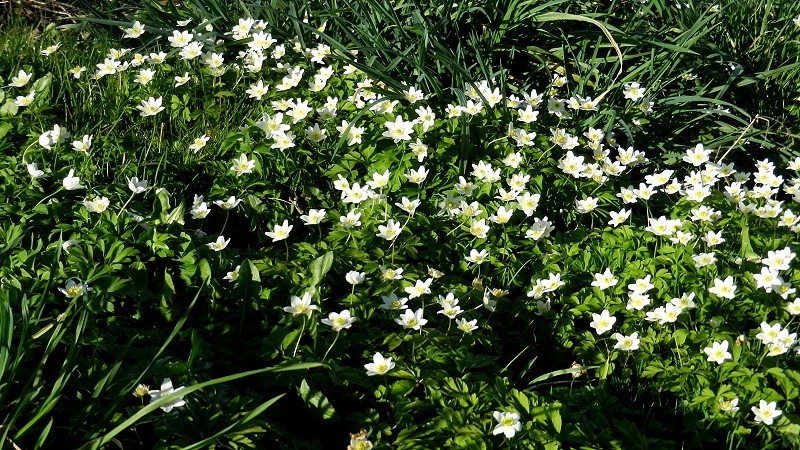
[321,331,340,363]
[116,192,136,219]
[293,315,307,358]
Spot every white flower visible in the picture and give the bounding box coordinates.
[492,411,522,439]
[719,397,739,412]
[608,209,631,227]
[168,30,193,47]
[364,352,395,376]
[9,69,32,87]
[692,252,717,267]
[15,91,35,107]
[190,202,210,219]
[404,165,429,184]
[751,400,782,425]
[591,268,618,290]
[683,143,711,166]
[72,135,93,153]
[284,291,318,317]
[465,248,489,265]
[127,177,149,194]
[382,115,415,142]
[321,309,357,332]
[189,134,210,153]
[381,292,408,310]
[40,42,60,56]
[39,124,70,149]
[224,265,240,283]
[703,340,732,364]
[340,210,362,228]
[26,162,48,179]
[230,154,255,176]
[69,66,86,78]
[58,279,92,298]
[148,378,186,412]
[174,72,191,87]
[345,271,366,285]
[246,79,269,99]
[265,220,293,242]
[300,209,326,225]
[83,196,110,213]
[206,236,230,251]
[394,308,427,330]
[404,278,433,299]
[62,169,85,190]
[376,219,403,241]
[456,318,479,333]
[589,309,616,335]
[123,21,145,38]
[623,82,646,101]
[613,332,640,351]
[575,197,599,213]
[213,196,241,210]
[708,276,736,299]
[136,96,165,117]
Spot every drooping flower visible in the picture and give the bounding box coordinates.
[62,169,85,190]
[26,162,48,179]
[127,177,149,194]
[345,271,366,285]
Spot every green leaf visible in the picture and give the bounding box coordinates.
[299,379,337,420]
[547,402,562,434]
[199,258,212,283]
[0,122,12,140]
[0,99,18,116]
[308,251,334,287]
[32,73,53,94]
